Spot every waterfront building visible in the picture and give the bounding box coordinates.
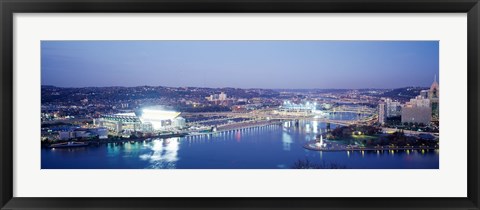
[59,131,74,140]
[139,123,153,132]
[96,128,109,139]
[73,128,89,138]
[58,127,109,140]
[95,113,141,133]
[172,116,186,128]
[401,95,432,124]
[94,106,183,133]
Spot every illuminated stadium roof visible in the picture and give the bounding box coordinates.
[140,106,180,120]
[101,106,180,130]
[281,101,317,111]
[139,106,181,130]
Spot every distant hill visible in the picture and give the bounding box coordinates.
[380,87,429,102]
[41,85,280,104]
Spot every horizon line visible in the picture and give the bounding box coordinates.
[41,84,432,90]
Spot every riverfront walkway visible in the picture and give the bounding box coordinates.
[382,127,439,136]
[186,120,282,137]
[304,142,439,152]
[216,120,280,132]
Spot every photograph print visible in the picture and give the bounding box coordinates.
[41,41,439,169]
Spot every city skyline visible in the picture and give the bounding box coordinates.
[42,41,439,89]
[41,84,435,90]
[41,41,440,169]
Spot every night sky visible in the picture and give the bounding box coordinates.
[41,41,439,89]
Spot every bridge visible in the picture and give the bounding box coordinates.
[183,110,372,128]
[186,117,239,126]
[325,105,375,115]
[183,105,375,118]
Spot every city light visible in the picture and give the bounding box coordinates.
[40,41,439,170]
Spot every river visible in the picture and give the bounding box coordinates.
[41,113,439,169]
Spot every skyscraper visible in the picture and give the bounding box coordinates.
[429,75,439,121]
[378,103,386,124]
[384,98,402,117]
[401,95,432,124]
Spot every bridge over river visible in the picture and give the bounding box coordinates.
[184,110,373,129]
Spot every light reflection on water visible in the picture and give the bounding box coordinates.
[282,133,293,151]
[138,138,180,169]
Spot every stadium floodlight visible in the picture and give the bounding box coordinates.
[139,106,181,130]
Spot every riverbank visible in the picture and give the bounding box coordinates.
[41,118,440,169]
[304,141,439,151]
[42,132,188,148]
[43,120,285,147]
[186,120,284,137]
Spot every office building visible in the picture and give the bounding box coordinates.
[384,98,402,117]
[401,96,432,124]
[378,103,386,124]
[429,75,439,121]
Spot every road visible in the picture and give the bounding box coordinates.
[382,127,439,136]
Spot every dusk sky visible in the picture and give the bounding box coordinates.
[41,41,439,89]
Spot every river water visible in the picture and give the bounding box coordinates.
[41,113,439,169]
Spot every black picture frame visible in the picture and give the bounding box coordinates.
[1,0,479,209]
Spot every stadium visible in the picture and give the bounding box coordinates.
[94,106,185,133]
